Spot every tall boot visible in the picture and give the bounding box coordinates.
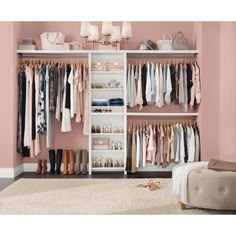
[75,150,82,175]
[36,160,42,175]
[41,159,48,175]
[63,150,69,175]
[49,149,56,175]
[55,149,63,175]
[82,150,88,175]
[69,150,75,175]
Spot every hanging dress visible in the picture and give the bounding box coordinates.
[61,64,72,132]
[83,64,89,135]
[136,63,143,110]
[37,64,47,135]
[146,62,152,102]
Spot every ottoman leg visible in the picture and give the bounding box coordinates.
[179,202,186,210]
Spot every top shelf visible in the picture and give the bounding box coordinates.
[17,49,199,57]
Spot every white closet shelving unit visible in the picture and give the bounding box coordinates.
[89,52,127,175]
[17,49,199,175]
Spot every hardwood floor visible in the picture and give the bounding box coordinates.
[0,171,172,191]
[0,178,15,191]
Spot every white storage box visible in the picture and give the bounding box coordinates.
[93,138,109,150]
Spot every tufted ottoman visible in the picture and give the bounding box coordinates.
[179,168,236,210]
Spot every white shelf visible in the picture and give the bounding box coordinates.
[92,167,124,172]
[91,71,124,75]
[126,50,198,56]
[17,49,198,56]
[91,112,124,116]
[126,112,199,117]
[91,133,124,136]
[91,150,124,153]
[91,88,124,91]
[17,50,90,55]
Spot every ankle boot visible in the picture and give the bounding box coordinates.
[75,150,82,175]
[69,150,75,175]
[82,150,88,175]
[63,150,69,175]
[55,149,63,175]
[49,149,56,175]
[41,160,47,174]
[36,160,42,175]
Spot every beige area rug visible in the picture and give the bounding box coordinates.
[0,178,229,214]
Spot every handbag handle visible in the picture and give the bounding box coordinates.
[46,33,60,43]
[163,33,172,42]
[175,32,184,40]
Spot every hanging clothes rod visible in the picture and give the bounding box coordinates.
[126,112,199,117]
[127,57,197,64]
[18,54,89,58]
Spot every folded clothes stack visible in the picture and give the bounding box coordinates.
[92,98,124,106]
[92,99,108,106]
[108,98,124,106]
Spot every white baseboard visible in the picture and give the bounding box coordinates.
[14,164,24,177]
[0,168,16,178]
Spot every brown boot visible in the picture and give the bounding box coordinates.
[41,160,47,174]
[63,150,69,175]
[69,150,75,175]
[36,160,42,175]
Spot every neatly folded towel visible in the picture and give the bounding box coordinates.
[208,159,236,172]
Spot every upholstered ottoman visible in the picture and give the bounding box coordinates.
[177,168,236,210]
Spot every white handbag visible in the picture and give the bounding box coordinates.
[40,32,66,50]
[157,33,173,50]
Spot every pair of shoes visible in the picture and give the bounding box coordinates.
[75,150,88,175]
[63,150,75,175]
[91,125,101,133]
[36,159,47,175]
[48,149,63,175]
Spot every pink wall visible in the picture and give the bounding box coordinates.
[0,22,14,168]
[199,22,221,160]
[32,21,195,50]
[219,22,236,161]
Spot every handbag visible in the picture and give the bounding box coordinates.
[173,32,188,50]
[157,33,173,50]
[40,32,67,50]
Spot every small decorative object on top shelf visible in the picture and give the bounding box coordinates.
[173,32,189,50]
[157,33,173,50]
[139,40,157,50]
[18,38,37,50]
[80,21,132,50]
[70,41,83,50]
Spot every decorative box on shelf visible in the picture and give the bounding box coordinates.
[92,138,109,150]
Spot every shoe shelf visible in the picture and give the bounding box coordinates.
[91,133,124,136]
[91,88,124,91]
[90,112,125,116]
[91,150,124,153]
[91,71,124,75]
[92,167,124,172]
